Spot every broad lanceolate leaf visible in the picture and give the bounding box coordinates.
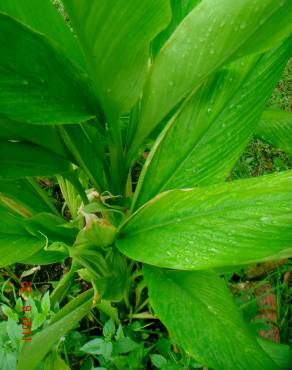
[0,14,95,124]
[255,109,292,156]
[63,0,171,119]
[133,39,291,209]
[117,171,292,270]
[127,0,292,161]
[0,141,71,179]
[144,267,278,370]
[17,289,94,370]
[0,0,85,68]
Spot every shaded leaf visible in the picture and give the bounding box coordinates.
[0,115,71,160]
[0,0,85,68]
[114,337,139,355]
[59,124,108,191]
[255,109,292,156]
[0,141,71,179]
[0,14,95,124]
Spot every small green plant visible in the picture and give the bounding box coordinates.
[0,281,54,369]
[0,1,291,369]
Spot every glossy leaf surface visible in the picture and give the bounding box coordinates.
[133,40,291,209]
[117,171,292,270]
[144,266,278,370]
[63,0,171,118]
[152,0,201,55]
[128,0,292,160]
[0,14,95,124]
[0,0,85,68]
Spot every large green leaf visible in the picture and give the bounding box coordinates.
[255,109,292,156]
[127,0,292,161]
[0,0,85,68]
[117,171,292,270]
[0,141,71,179]
[0,209,45,267]
[63,0,171,119]
[0,13,95,124]
[133,39,291,209]
[144,267,278,370]
[17,289,94,370]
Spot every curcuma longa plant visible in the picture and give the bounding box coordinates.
[0,0,291,369]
